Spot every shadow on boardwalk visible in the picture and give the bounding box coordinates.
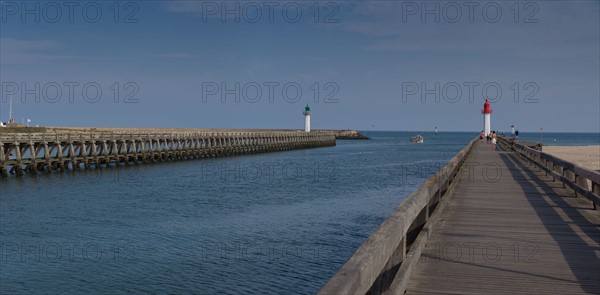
[405,143,600,294]
[498,148,600,294]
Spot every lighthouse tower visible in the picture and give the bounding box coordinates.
[482,99,492,136]
[303,104,311,132]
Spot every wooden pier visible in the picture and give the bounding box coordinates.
[0,131,336,177]
[320,137,599,294]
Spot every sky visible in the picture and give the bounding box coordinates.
[0,0,599,132]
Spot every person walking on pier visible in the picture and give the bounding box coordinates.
[480,131,485,143]
[491,131,497,150]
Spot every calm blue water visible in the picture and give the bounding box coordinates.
[0,131,597,294]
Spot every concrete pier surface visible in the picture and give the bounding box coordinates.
[543,146,600,171]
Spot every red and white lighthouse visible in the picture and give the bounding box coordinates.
[482,99,492,136]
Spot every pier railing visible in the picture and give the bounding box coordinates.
[498,136,600,209]
[0,131,336,177]
[318,137,478,295]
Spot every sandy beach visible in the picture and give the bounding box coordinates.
[543,146,600,171]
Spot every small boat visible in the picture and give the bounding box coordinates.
[410,135,424,144]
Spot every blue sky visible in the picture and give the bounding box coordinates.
[1,0,598,132]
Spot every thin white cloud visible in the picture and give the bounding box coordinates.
[0,38,71,64]
[337,1,599,60]
[147,53,200,59]
[1,38,59,50]
[165,0,203,13]
[164,0,338,14]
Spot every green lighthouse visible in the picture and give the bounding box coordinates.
[303,104,311,132]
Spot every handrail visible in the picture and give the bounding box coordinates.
[318,137,478,294]
[498,136,599,208]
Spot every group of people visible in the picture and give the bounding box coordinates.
[512,129,520,140]
[480,130,498,149]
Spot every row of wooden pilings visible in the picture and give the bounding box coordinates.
[0,131,336,177]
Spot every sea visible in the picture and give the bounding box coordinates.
[1,131,598,294]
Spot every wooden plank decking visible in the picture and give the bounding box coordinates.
[404,142,600,294]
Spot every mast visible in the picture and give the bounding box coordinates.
[9,93,13,122]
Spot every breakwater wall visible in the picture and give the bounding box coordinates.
[0,131,336,177]
[4,127,369,140]
[329,130,370,140]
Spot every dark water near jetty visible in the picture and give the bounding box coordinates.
[0,131,597,294]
